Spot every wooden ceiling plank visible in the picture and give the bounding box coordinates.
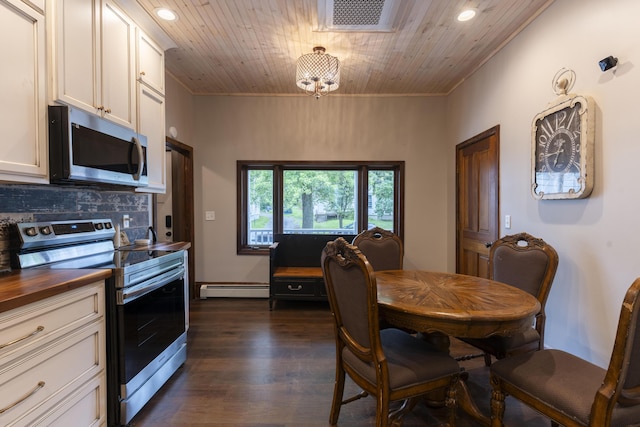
[133,0,554,95]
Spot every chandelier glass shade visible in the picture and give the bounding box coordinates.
[296,46,340,99]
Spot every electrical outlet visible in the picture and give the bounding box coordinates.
[205,211,215,221]
[123,214,130,228]
[505,214,511,229]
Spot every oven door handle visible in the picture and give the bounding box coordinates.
[119,266,185,304]
[125,257,185,288]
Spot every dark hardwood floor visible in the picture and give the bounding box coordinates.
[129,298,550,426]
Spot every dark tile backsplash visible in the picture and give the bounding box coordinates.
[0,184,151,272]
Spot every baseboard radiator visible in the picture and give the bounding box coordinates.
[198,282,269,299]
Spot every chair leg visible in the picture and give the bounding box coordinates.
[490,378,506,427]
[342,390,368,404]
[445,380,458,427]
[329,367,346,425]
[376,389,391,427]
[484,353,492,366]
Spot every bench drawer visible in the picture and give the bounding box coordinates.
[271,280,320,297]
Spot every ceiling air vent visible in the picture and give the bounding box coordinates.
[316,0,402,32]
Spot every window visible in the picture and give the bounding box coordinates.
[237,161,404,254]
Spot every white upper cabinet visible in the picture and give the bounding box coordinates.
[22,0,44,13]
[137,83,166,193]
[50,0,136,129]
[136,28,166,193]
[137,29,165,96]
[48,0,97,114]
[0,0,48,183]
[100,1,137,128]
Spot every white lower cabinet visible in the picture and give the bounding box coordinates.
[0,282,106,427]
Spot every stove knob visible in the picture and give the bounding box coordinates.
[39,226,52,235]
[24,227,38,237]
[104,222,112,229]
[95,223,104,230]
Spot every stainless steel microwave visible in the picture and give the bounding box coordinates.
[48,105,148,188]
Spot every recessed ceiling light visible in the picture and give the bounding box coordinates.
[155,8,178,21]
[457,8,477,22]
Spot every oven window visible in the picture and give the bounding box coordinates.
[121,279,186,383]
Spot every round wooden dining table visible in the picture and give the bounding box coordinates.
[375,270,541,427]
[376,270,541,339]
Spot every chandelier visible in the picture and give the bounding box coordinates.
[296,46,340,99]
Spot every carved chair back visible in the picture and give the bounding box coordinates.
[489,232,559,344]
[352,227,403,271]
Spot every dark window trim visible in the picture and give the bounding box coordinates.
[237,160,405,255]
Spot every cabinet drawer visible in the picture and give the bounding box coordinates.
[271,280,320,297]
[0,321,104,427]
[0,282,104,362]
[27,372,106,427]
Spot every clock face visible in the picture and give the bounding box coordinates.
[536,105,581,174]
[532,95,594,200]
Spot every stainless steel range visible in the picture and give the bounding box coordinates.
[11,218,188,427]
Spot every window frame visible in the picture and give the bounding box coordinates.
[237,160,405,255]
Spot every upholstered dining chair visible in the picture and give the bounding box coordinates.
[352,227,403,271]
[489,277,640,427]
[460,232,559,366]
[321,237,460,427]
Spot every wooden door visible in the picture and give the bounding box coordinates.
[456,126,500,278]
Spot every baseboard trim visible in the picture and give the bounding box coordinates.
[199,283,269,299]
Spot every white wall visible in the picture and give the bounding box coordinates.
[446,0,640,366]
[165,74,195,143]
[189,95,451,285]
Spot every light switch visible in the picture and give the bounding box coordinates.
[505,214,511,229]
[205,211,216,221]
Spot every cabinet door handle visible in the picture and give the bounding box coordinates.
[0,325,44,350]
[0,381,45,414]
[287,284,303,291]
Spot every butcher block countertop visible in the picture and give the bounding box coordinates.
[0,269,113,314]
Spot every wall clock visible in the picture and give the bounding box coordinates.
[531,69,595,200]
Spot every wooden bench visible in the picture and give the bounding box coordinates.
[269,233,355,310]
